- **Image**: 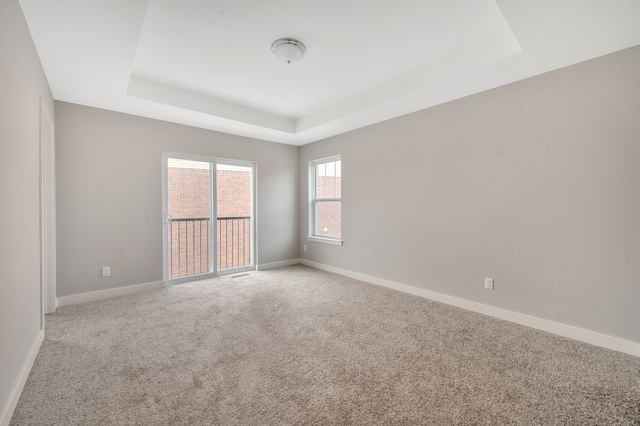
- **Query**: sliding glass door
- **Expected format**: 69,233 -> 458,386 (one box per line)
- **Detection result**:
216,162 -> 253,272
163,154 -> 255,284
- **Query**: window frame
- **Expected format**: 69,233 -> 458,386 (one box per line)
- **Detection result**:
308,155 -> 343,246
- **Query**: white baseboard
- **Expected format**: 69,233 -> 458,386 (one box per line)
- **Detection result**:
256,258 -> 302,271
56,280 -> 165,307
0,329 -> 44,426
299,259 -> 640,358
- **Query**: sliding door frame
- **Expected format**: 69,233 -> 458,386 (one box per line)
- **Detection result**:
162,152 -> 256,286
214,158 -> 257,276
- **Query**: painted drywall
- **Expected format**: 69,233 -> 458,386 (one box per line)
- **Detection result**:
0,0 -> 54,422
56,102 -> 299,297
300,46 -> 640,343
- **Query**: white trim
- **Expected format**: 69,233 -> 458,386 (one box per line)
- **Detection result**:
298,259 -> 640,358
309,155 -> 342,241
56,281 -> 165,307
309,154 -> 342,167
166,272 -> 218,286
256,258 -> 302,271
0,330 -> 44,426
216,265 -> 256,277
307,236 -> 343,246
39,97 -> 56,318
162,153 -> 169,283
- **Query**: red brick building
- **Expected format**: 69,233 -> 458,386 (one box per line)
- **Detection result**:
315,175 -> 341,238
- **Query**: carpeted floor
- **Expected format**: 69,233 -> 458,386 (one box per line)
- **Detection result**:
11,265 -> 640,425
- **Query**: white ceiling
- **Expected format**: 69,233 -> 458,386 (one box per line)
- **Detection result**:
19,0 -> 640,146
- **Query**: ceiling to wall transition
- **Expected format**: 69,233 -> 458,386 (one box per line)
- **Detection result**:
18,0 -> 640,146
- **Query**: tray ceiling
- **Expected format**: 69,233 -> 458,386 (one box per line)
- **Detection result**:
19,0 -> 640,145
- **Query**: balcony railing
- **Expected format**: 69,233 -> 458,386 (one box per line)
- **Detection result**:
168,216 -> 251,279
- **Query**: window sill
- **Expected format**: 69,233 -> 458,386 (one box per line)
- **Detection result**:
307,236 -> 343,246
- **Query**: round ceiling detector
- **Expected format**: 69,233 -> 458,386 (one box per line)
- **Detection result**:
271,38 -> 306,65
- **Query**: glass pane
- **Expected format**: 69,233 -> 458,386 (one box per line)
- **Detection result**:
167,158 -> 211,279
217,163 -> 253,271
316,160 -> 341,199
316,201 -> 341,238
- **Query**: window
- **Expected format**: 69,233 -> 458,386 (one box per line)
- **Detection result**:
309,156 -> 342,244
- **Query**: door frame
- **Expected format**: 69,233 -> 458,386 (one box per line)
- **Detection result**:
39,98 -> 56,324
162,152 -> 256,286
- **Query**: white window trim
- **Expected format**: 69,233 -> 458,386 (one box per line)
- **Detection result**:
307,235 -> 344,246
308,155 -> 343,246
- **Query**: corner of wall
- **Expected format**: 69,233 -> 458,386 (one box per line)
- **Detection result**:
0,330 -> 44,426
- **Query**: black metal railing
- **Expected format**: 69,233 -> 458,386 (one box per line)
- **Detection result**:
217,216 -> 251,271
168,216 -> 251,279
168,217 -> 210,279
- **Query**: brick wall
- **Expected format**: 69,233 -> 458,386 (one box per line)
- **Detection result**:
216,170 -> 251,217
168,168 -> 210,218
316,175 -> 342,238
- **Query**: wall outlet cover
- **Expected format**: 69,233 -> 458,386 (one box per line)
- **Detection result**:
485,277 -> 494,290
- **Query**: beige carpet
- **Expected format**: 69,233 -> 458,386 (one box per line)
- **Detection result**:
11,265 -> 640,425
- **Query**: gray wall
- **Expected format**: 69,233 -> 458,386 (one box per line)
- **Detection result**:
0,0 -> 54,420
300,46 -> 640,343
56,102 -> 299,297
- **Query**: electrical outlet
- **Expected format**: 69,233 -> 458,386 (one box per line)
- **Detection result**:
303,245 -> 307,252
101,266 -> 111,277
485,277 -> 494,290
